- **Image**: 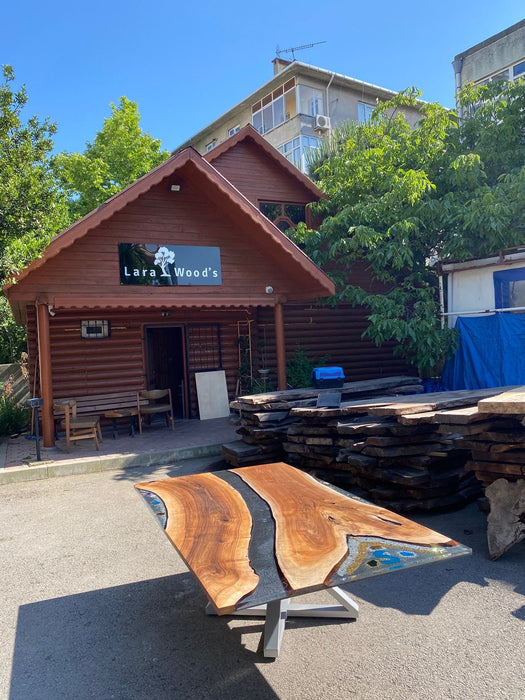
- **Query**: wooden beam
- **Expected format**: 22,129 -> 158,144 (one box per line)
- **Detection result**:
274,303 -> 287,391
36,302 -> 55,447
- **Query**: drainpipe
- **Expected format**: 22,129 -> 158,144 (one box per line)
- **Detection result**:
325,72 -> 335,119
274,302 -> 287,390
452,57 -> 463,121
438,272 -> 446,329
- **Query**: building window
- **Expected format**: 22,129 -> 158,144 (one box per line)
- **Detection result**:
298,86 -> 324,116
512,60 -> 525,79
205,140 -> 216,152
476,69 -> 510,87
259,202 -> 307,232
228,125 -> 240,137
493,268 -> 525,310
187,325 -> 222,371
252,78 -> 296,135
277,134 -> 322,172
358,102 -> 374,122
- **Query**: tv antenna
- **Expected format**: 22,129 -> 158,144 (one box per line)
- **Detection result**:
276,41 -> 327,61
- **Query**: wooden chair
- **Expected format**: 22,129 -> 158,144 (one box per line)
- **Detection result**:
136,389 -> 175,433
53,399 -> 102,453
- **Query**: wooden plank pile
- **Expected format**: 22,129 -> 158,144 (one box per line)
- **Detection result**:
448,388 -> 525,559
283,389 -> 508,512
225,380 -> 525,518
223,376 -> 422,468
456,388 -> 525,486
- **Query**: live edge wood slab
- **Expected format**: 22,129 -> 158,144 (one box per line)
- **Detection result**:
135,462 -> 471,616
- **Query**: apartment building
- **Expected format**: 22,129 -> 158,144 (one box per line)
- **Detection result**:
176,58 -> 421,172
452,18 -> 525,98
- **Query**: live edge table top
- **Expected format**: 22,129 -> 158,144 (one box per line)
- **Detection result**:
135,462 -> 471,616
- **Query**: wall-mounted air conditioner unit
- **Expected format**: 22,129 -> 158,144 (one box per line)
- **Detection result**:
314,114 -> 331,131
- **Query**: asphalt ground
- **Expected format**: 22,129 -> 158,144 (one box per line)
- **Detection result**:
1,458 -> 523,700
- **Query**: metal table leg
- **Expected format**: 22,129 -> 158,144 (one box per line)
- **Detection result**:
206,586 -> 359,657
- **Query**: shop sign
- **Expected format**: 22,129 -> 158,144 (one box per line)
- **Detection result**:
119,244 -> 222,286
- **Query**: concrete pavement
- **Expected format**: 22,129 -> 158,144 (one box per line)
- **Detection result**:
1,458 -> 523,700
0,416 -> 238,485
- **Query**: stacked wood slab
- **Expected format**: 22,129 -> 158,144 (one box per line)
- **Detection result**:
223,376 -> 422,468
284,389 -> 510,512
457,388 -> 525,559
453,388 -> 525,486
225,380 -> 525,513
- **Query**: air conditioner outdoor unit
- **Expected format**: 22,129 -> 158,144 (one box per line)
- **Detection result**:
315,114 -> 331,131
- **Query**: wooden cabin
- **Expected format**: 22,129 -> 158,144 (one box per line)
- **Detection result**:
4,126 -> 408,448
205,126 -> 411,384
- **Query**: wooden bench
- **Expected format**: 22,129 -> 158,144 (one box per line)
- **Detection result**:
54,391 -> 147,439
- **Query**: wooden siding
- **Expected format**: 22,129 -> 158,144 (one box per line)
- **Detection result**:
8,167 -> 322,305
26,298 -> 409,414
256,302 -> 412,382
208,140 -> 316,209
26,306 -> 255,418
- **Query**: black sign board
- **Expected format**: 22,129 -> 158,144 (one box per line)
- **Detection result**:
119,244 -> 222,286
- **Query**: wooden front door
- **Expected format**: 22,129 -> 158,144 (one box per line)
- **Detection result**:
145,326 -> 187,418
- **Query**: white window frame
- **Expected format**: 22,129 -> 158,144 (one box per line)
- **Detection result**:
277,134 -> 322,172
251,79 -> 296,135
358,102 -> 374,123
298,86 -> 324,117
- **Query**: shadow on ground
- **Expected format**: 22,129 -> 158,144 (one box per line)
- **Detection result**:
10,574 -> 279,700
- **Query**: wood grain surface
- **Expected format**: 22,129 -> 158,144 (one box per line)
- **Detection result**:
478,387 -> 525,414
136,462 -> 466,614
137,473 -> 259,614
231,462 -> 456,590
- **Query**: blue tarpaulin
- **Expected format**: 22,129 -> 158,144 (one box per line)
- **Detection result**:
441,312 -> 525,390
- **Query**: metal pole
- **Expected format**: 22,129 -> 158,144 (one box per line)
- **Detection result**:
33,410 -> 41,462
27,398 -> 43,462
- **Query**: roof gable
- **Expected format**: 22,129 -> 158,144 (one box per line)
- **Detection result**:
204,124 -> 324,202
4,145 -> 334,307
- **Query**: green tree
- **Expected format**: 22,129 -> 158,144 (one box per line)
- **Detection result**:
53,97 -> 170,219
295,82 -> 525,376
0,65 -> 70,281
0,65 -> 70,362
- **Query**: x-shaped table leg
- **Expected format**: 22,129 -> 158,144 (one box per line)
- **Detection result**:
206,586 -> 359,658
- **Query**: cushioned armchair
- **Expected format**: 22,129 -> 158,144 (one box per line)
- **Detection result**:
136,389 -> 175,432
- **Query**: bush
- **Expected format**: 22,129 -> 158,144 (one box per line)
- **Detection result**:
0,376 -> 29,436
286,346 -> 330,389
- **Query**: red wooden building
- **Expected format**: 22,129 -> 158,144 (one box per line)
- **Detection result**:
4,125 -> 408,448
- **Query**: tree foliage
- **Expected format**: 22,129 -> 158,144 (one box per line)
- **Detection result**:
0,65 -> 70,281
0,65 -> 71,362
295,82 -> 525,375
53,97 -> 170,219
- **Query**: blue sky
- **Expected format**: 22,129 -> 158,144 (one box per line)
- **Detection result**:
3,1 -> 524,154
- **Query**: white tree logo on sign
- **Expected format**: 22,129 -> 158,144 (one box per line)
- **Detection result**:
154,246 -> 175,277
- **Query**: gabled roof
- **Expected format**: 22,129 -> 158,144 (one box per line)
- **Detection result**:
203,124 -> 325,200
4,144 -> 334,302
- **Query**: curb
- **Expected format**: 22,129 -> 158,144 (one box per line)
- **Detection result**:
0,442 -> 225,485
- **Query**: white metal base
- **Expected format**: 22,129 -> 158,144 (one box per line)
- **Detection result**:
206,586 -> 359,658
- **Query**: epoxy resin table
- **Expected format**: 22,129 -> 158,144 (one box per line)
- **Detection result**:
135,462 -> 471,657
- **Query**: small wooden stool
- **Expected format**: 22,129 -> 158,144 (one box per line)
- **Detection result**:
104,409 -> 139,439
